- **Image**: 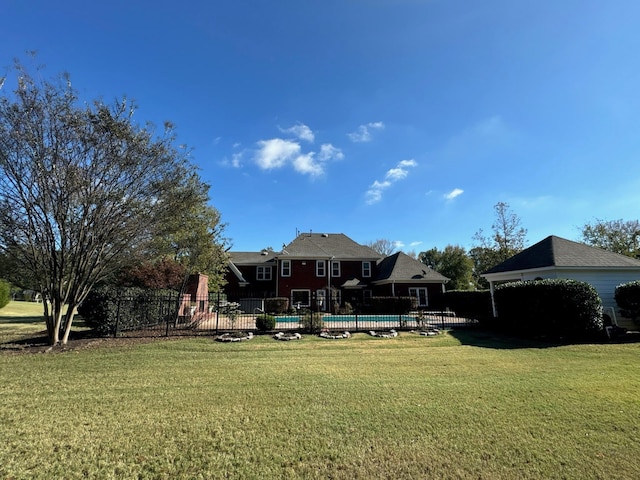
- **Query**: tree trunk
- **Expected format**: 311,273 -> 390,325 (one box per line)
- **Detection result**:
61,307 -> 77,345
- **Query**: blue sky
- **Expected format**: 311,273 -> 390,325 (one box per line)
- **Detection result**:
2,1 -> 640,254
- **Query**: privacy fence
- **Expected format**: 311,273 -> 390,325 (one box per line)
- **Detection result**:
79,290 -> 476,338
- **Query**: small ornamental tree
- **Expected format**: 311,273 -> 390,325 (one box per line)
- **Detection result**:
615,280 -> 640,324
0,61 -> 222,345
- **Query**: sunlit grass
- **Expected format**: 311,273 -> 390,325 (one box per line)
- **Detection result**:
0,300 -> 47,343
0,301 -> 87,344
2,330 -> 640,479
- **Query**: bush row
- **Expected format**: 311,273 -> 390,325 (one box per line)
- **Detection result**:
615,280 -> 640,323
79,286 -> 179,335
494,279 -> 603,339
369,296 -> 415,314
442,290 -> 493,323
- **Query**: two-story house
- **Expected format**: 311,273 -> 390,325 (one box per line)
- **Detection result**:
225,232 -> 449,312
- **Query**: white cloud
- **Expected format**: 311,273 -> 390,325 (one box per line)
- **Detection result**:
253,124 -> 344,177
254,138 -> 327,177
231,152 -> 243,168
347,121 -> 385,143
279,123 -> 315,143
292,152 -> 323,177
365,159 -> 417,204
398,159 -> 417,168
409,241 -> 423,247
444,188 -> 464,201
318,143 -> 344,162
255,138 -> 301,170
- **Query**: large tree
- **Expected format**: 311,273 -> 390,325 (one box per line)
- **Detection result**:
470,202 -> 527,287
146,173 -> 230,288
419,245 -> 474,290
0,62 -> 224,345
366,239 -> 398,256
579,219 -> 640,258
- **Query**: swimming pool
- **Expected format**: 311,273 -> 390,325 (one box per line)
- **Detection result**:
275,314 -> 416,323
276,316 -> 302,323
324,315 -> 416,323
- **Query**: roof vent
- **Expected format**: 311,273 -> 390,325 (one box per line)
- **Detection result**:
321,233 -> 329,237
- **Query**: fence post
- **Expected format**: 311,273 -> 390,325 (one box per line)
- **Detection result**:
215,292 -> 220,335
114,291 -> 122,338
165,293 -> 171,337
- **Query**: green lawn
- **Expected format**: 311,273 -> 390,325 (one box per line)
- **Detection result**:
0,300 -> 48,343
1,327 -> 640,479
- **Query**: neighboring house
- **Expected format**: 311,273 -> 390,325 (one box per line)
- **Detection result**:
482,235 -> 640,328
225,232 -> 449,312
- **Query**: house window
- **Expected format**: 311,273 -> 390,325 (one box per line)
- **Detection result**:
316,260 -> 326,277
257,266 -> 272,281
409,287 -> 428,307
362,261 -> 371,278
363,290 -> 372,306
281,260 -> 291,277
331,260 -> 341,277
291,289 -> 310,308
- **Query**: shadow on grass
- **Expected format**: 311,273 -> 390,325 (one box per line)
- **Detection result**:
449,325 -> 640,349
448,327 -> 565,350
0,315 -> 45,324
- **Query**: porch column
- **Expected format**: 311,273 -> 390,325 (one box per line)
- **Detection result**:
489,280 -> 497,317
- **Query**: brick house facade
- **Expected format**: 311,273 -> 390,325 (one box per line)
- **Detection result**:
225,233 -> 449,312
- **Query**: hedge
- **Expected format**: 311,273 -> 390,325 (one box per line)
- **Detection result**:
615,280 -> 640,323
79,286 -> 179,335
442,290 -> 493,323
265,297 -> 289,314
369,297 -> 415,314
494,279 -> 603,339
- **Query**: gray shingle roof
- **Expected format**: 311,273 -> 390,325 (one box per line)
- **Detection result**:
229,251 -> 277,265
281,233 -> 381,259
484,235 -> 640,274
374,252 -> 449,283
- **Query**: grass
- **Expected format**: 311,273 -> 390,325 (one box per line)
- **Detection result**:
0,301 -> 88,344
0,300 -> 48,343
2,324 -> 640,479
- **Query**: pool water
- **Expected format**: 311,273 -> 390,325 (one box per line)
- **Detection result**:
275,314 -> 416,323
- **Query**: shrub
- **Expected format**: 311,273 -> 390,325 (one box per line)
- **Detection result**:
0,279 -> 10,310
300,309 -> 324,333
615,280 -> 640,324
369,297 -> 414,314
255,314 -> 277,331
443,290 -> 493,323
494,279 -> 603,339
79,286 -> 179,335
265,297 -> 289,314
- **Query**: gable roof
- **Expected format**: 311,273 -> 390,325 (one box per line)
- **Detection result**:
374,252 -> 449,284
484,235 -> 640,275
281,233 -> 381,259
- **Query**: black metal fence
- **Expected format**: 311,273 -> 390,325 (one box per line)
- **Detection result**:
104,291 -> 476,338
